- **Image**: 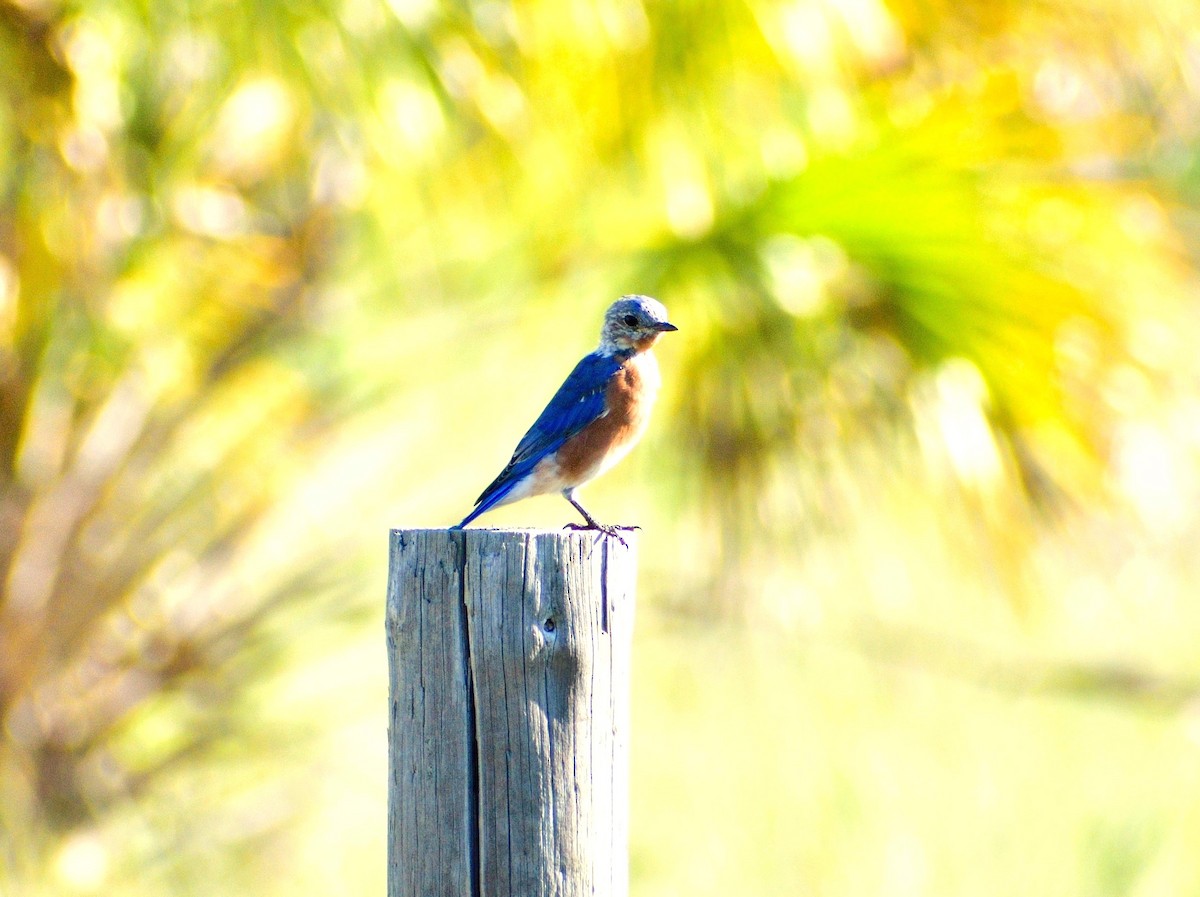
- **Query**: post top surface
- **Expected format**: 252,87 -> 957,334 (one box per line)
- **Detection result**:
389,527 -> 639,535
389,527 -> 639,547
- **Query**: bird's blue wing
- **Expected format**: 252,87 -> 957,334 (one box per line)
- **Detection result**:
460,352 -> 623,524
509,351 -> 624,468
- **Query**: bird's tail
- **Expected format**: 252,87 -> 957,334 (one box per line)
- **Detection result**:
453,477 -> 520,529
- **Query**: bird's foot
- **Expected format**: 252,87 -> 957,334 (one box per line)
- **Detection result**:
563,522 -> 635,548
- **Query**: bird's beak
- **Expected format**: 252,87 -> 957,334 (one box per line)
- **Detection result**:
655,321 -> 679,332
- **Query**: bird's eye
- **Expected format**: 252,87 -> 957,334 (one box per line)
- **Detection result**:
622,314 -> 639,327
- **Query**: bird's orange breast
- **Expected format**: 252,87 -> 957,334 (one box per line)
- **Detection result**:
555,351 -> 660,485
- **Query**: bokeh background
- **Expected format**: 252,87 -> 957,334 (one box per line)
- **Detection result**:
4,0 -> 1200,893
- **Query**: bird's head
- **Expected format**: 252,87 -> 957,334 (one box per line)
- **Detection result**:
600,295 -> 678,354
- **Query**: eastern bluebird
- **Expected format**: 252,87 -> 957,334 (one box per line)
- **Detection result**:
454,295 -> 677,539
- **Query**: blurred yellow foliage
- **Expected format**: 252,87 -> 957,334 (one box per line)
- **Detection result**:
3,0 -> 1200,894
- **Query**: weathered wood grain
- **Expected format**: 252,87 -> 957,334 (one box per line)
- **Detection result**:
387,528 -> 637,897
387,529 -> 475,897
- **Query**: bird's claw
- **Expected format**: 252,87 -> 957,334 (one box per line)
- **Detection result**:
563,522 -> 633,548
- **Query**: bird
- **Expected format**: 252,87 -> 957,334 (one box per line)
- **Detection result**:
454,295 -> 677,541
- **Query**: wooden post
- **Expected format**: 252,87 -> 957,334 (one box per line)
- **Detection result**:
386,528 -> 637,897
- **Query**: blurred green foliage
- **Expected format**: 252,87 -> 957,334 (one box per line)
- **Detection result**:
3,0 -> 1200,893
